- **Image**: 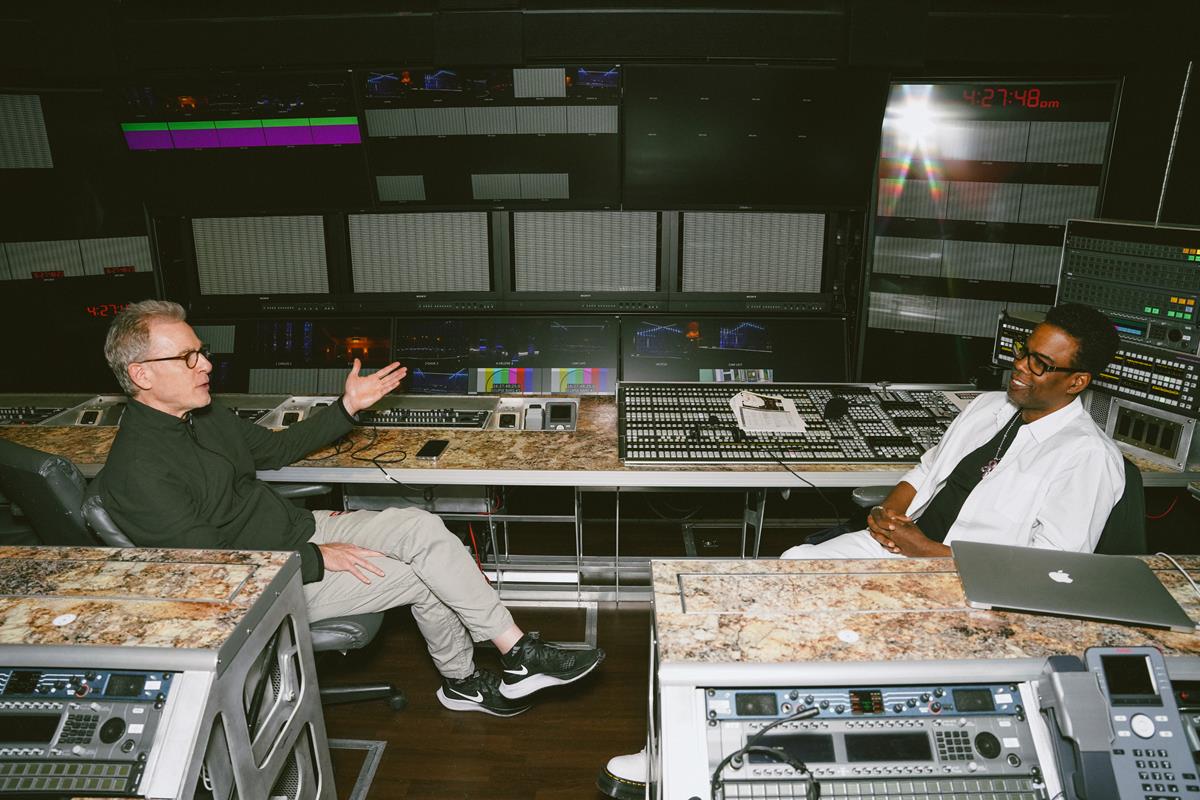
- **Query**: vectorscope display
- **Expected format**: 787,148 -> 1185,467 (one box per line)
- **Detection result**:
393,316 -> 620,395
621,317 -> 849,383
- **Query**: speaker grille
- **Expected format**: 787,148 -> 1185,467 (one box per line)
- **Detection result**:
349,213 -> 489,292
513,212 -> 657,292
193,216 -> 328,296
681,212 -> 823,293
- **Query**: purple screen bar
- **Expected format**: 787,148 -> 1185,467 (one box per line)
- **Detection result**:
121,117 -> 361,151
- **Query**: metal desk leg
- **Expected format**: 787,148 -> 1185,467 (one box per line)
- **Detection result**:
744,488 -> 769,559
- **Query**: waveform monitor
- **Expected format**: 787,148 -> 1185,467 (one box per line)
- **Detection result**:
1058,219 -> 1200,354
393,316 -> 619,395
621,316 -> 848,383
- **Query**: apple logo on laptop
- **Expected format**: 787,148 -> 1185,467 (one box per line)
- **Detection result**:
1048,570 -> 1073,584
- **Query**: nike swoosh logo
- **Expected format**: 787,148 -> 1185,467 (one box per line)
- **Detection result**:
453,690 -> 484,702
504,665 -> 529,676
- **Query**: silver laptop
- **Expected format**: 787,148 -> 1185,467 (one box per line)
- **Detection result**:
953,541 -> 1197,633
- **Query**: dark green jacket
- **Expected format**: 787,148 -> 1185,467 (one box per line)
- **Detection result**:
97,398 -> 354,583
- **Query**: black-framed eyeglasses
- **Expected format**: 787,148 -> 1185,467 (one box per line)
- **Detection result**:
138,345 -> 211,369
1012,339 -> 1078,377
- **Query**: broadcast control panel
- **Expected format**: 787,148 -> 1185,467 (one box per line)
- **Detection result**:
0,667 -> 176,796
618,382 -> 971,464
705,682 -> 1045,799
260,395 -> 579,431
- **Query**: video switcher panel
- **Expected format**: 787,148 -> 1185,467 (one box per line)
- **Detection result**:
1058,219 -> 1200,354
994,312 -> 1200,419
618,382 -> 970,465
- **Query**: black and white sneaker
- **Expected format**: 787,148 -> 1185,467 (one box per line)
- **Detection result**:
436,669 -> 532,717
499,632 -> 605,699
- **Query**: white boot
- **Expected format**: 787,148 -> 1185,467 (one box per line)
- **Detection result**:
596,748 -> 647,800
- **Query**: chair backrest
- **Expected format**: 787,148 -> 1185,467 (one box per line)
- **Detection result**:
81,492 -> 136,548
0,438 -> 94,546
1094,457 -> 1146,555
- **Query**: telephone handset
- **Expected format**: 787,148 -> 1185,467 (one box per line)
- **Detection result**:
1039,646 -> 1199,800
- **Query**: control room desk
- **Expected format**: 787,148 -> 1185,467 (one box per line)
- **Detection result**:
3,396 -> 1198,602
0,546 -> 333,799
2,397 -> 1197,488
649,556 -> 1200,799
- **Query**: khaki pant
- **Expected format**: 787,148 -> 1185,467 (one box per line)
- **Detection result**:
303,507 -> 513,680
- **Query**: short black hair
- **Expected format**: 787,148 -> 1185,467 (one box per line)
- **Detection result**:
1043,303 -> 1119,377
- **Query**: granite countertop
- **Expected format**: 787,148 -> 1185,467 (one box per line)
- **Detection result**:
652,557 -> 1200,665
2,397 -> 1195,479
0,546 -> 293,651
0,397 -> 906,475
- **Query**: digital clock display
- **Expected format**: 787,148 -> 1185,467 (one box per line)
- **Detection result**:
86,303 -> 128,318
960,86 -> 1060,109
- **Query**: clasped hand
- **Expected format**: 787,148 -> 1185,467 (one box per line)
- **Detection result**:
867,505 -> 945,557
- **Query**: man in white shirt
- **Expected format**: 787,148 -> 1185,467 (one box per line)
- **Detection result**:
780,302 -> 1124,559
596,303 -> 1124,799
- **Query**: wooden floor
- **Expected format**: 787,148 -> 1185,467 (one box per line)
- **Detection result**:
319,603 -> 650,800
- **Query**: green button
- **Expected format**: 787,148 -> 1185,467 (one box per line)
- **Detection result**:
1145,306 -> 1153,313
1187,313 -> 1193,320
1169,311 -> 1177,318
1153,307 -> 1161,314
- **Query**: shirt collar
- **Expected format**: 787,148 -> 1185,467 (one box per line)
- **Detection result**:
994,395 -> 1083,443
125,396 -> 202,431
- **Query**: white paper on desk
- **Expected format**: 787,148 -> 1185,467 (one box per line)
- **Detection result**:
729,390 -> 807,434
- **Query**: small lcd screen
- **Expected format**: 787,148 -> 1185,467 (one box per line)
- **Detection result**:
845,733 -> 933,762
105,674 -> 147,697
749,734 -> 835,764
0,715 -> 60,744
952,688 -> 995,713
548,403 -> 573,422
735,692 -> 778,717
3,670 -> 42,695
1102,655 -> 1158,698
850,689 -> 884,715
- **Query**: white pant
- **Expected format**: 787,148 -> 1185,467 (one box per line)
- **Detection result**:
303,507 -> 514,680
780,529 -> 905,560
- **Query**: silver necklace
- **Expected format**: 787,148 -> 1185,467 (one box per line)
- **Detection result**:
980,414 -> 1022,477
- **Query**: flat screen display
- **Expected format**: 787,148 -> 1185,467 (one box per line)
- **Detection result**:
749,734 -> 835,764
0,715 -> 60,743
844,733 -> 932,762
250,318 -> 392,369
393,316 -> 619,394
620,316 -> 848,383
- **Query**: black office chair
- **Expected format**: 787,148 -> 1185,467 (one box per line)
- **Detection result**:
842,457 -> 1147,555
0,437 -> 403,710
0,438 -> 96,545
1093,457 -> 1146,555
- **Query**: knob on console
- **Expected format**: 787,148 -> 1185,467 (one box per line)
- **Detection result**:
99,717 -> 126,744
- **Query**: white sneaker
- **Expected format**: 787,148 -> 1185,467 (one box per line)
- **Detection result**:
596,747 -> 647,800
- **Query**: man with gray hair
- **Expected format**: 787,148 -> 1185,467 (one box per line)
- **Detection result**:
97,300 -> 603,716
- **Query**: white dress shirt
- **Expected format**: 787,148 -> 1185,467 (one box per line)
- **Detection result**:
781,392 -> 1126,559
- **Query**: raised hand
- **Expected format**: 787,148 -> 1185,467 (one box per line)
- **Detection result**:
341,359 -> 407,416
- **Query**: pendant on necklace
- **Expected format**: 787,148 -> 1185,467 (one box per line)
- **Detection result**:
981,459 -> 999,477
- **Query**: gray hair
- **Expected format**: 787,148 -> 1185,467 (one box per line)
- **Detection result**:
104,300 -> 187,395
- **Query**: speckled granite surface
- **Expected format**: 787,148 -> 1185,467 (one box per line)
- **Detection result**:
0,546 -> 292,650
3,397 -> 1194,477
653,557 -> 1200,665
0,397 -> 903,474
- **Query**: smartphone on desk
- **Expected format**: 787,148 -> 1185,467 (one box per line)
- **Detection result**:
416,439 -> 450,462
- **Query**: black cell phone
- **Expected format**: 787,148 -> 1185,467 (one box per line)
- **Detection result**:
416,439 -> 450,461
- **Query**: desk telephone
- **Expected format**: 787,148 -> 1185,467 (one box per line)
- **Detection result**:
1040,646 -> 1199,800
